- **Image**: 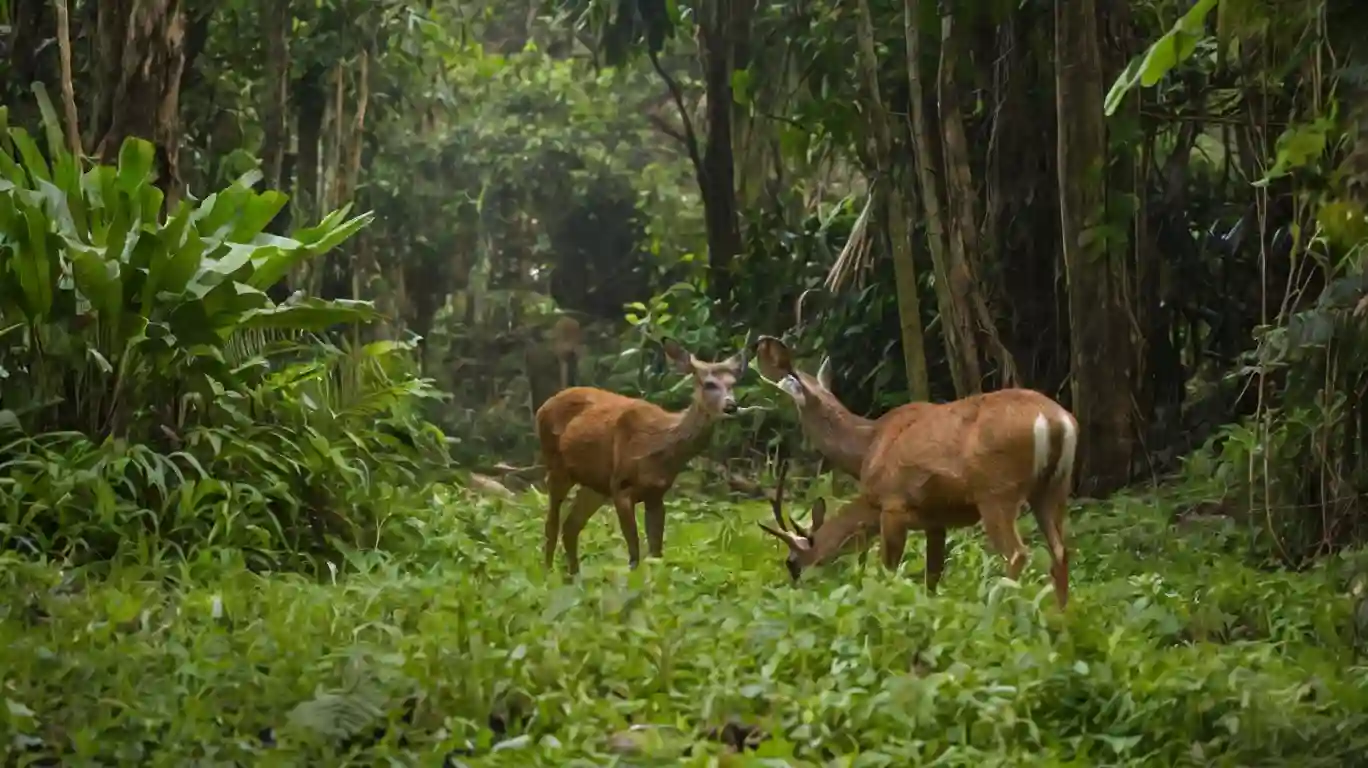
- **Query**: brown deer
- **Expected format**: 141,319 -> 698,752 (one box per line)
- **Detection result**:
538,335 -> 750,575
550,315 -> 583,390
754,336 -> 877,479
758,388 -> 1078,608
754,335 -> 883,565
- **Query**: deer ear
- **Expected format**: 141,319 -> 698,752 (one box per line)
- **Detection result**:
810,497 -> 826,531
754,336 -> 794,382
816,356 -> 834,391
661,338 -> 695,374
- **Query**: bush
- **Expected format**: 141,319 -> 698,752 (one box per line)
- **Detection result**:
2,492 -> 1366,764
0,94 -> 447,566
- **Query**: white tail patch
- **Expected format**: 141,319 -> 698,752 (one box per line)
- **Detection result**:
1052,412 -> 1078,486
1031,413 -> 1050,479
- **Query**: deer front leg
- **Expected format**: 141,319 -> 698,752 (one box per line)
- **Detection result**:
879,506 -> 911,574
612,492 -> 642,568
643,494 -> 666,559
924,526 -> 948,593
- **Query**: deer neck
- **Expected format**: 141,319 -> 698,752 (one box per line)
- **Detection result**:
649,399 -> 718,473
806,496 -> 882,566
800,399 -> 878,478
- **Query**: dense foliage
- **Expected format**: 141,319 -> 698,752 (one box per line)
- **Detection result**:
5,491 -> 1367,764
5,0 -> 1368,763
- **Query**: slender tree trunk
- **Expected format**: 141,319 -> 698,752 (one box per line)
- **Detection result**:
854,0 -> 931,400
93,0 -> 187,208
694,0 -> 750,313
1055,0 -> 1135,494
904,0 -> 979,396
5,0 -> 57,126
261,0 -> 291,192
936,8 -> 1018,389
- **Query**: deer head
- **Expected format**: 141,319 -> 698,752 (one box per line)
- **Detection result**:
662,332 -> 752,418
753,335 -> 874,478
754,336 -> 834,408
756,449 -> 881,581
756,460 -> 825,581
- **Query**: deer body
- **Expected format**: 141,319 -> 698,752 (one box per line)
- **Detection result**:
538,338 -> 748,575
761,387 -> 1078,608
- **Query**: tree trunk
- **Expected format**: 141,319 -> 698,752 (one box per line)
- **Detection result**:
936,8 -> 1018,390
855,0 -> 931,400
93,0 -> 187,209
260,0 -> 291,193
5,0 -> 57,127
694,0 -> 750,313
1054,0 -> 1135,494
903,0 -> 980,397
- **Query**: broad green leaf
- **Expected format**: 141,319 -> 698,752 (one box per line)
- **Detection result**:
1104,0 -> 1218,116
68,243 -> 123,320
31,82 -> 66,161
10,128 -> 51,183
241,299 -> 382,331
230,190 -> 289,242
116,137 -> 156,191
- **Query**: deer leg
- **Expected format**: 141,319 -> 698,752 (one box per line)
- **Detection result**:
1029,484 -> 1071,608
979,495 -> 1030,582
925,527 -> 948,593
612,493 -> 643,568
559,487 -> 606,577
643,494 -> 666,559
544,472 -> 574,571
878,506 -> 911,574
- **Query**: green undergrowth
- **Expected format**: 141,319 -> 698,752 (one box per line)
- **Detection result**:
3,489 -> 1368,766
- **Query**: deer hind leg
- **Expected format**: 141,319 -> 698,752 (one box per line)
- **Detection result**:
643,493 -> 666,559
544,471 -> 574,571
1029,483 -> 1070,608
925,527 -> 948,593
978,494 -> 1030,582
612,492 -> 643,568
878,506 -> 912,574
559,486 -> 606,577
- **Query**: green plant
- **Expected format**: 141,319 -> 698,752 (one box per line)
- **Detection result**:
0,89 -> 448,565
2,487 -> 1366,764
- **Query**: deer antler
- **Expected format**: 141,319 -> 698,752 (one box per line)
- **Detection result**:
766,442 -> 810,539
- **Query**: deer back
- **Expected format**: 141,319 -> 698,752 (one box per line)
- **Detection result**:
859,389 -> 1072,516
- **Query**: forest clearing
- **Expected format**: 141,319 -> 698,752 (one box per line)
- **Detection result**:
5,0 -> 1368,764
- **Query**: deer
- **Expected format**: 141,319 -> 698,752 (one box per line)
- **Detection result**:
537,334 -> 751,575
550,315 -> 583,390
753,334 -> 884,565
753,335 -> 877,479
758,388 -> 1079,608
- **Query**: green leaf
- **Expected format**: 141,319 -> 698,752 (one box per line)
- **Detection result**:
10,128 -> 51,183
116,137 -> 156,191
1104,0 -> 1218,116
240,299 -> 382,331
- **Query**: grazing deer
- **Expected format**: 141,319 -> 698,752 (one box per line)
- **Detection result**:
758,388 -> 1078,608
754,335 -> 883,565
538,335 -> 750,575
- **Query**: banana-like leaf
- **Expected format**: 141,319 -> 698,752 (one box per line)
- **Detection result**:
241,299 -> 382,331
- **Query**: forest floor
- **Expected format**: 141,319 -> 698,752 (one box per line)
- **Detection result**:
4,487 -> 1368,766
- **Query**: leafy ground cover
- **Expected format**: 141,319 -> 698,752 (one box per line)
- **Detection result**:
3,487 -> 1368,766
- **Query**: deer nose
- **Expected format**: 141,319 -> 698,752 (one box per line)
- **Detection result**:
722,400 -> 738,415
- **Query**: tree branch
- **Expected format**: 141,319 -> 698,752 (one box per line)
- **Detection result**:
53,0 -> 80,155
647,48 -> 705,178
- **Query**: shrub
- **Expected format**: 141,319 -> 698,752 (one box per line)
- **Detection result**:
0,93 -> 447,566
